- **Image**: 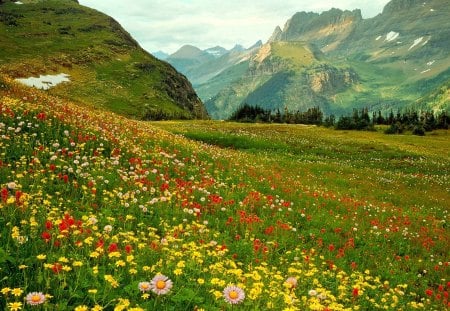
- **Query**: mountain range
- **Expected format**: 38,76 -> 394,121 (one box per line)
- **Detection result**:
0,0 -> 208,120
164,0 -> 450,119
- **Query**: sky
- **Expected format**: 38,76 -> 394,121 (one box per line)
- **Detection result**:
78,0 -> 391,55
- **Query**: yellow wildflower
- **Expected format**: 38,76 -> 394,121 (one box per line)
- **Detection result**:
11,288 -> 23,297
8,302 -> 22,311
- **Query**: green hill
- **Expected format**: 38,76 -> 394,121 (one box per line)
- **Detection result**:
0,0 -> 208,119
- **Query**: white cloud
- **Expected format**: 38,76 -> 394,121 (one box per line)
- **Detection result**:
79,0 -> 391,54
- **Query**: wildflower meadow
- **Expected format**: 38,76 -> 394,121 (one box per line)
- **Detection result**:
0,77 -> 449,310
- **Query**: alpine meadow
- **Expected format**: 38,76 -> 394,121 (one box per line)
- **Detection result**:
0,0 -> 449,311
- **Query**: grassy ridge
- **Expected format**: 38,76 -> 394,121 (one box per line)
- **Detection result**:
0,0 -> 206,119
0,80 -> 449,310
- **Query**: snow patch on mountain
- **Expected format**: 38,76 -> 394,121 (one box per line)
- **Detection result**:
16,73 -> 70,90
385,31 -> 400,42
376,35 -> 382,41
408,37 -> 423,50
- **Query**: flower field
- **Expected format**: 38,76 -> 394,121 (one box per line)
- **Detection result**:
0,78 -> 449,310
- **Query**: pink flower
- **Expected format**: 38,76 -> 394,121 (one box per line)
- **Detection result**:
150,274 -> 173,295
223,285 -> 245,304
26,292 -> 46,305
138,281 -> 151,292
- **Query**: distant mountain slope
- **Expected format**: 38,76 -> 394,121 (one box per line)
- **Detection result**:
166,42 -> 263,87
205,41 -> 358,119
0,0 -> 208,119
168,0 -> 449,119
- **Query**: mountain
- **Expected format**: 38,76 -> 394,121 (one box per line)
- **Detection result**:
152,50 -> 169,60
204,46 -> 228,57
170,0 -> 450,119
0,0 -> 208,119
166,42 -> 263,94
165,45 -> 215,75
204,41 -> 358,119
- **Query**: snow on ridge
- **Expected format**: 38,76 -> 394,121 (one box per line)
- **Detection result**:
408,37 -> 423,50
427,60 -> 435,66
375,35 -> 382,41
385,31 -> 399,42
15,1 -> 23,4
421,69 -> 431,74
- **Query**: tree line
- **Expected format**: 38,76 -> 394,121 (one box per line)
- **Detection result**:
228,103 -> 323,125
228,103 -> 449,135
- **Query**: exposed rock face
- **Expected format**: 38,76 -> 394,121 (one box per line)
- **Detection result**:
268,26 -> 282,43
309,65 -> 358,93
278,9 -> 362,52
162,64 -> 209,119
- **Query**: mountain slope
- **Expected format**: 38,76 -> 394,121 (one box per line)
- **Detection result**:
171,0 -> 449,119
0,0 -> 208,119
205,41 -> 357,119
166,42 -> 263,88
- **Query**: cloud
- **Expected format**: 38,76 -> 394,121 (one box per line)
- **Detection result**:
79,0 -> 391,54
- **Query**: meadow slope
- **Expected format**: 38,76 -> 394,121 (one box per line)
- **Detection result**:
0,78 -> 449,310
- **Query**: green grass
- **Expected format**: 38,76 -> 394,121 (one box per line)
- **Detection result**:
271,41 -> 317,67
0,0 -> 202,119
153,121 -> 450,209
0,82 -> 449,310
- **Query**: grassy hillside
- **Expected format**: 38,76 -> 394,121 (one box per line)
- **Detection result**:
1,79 -> 448,310
0,0 -> 207,119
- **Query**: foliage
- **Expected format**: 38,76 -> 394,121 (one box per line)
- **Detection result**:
0,79 -> 449,310
228,103 -> 323,125
383,110 -> 449,135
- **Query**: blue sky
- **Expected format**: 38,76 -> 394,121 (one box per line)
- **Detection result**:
79,0 -> 391,54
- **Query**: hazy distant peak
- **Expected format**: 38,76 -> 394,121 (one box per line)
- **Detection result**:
230,44 -> 245,52
152,50 -> 169,60
248,40 -> 263,50
204,46 -> 228,57
170,45 -> 204,58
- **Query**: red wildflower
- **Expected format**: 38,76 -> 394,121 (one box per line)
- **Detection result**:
352,288 -> 359,297
36,112 -> 46,120
1,188 -> 8,202
425,289 -> 433,296
41,231 -> 51,241
45,220 -> 53,230
108,243 -> 118,253
15,191 -> 23,205
125,244 -> 132,254
52,263 -> 62,274
264,226 -> 274,235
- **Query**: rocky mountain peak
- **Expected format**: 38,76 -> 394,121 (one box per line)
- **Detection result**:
268,26 -> 283,43
382,0 -> 424,15
248,40 -> 263,50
